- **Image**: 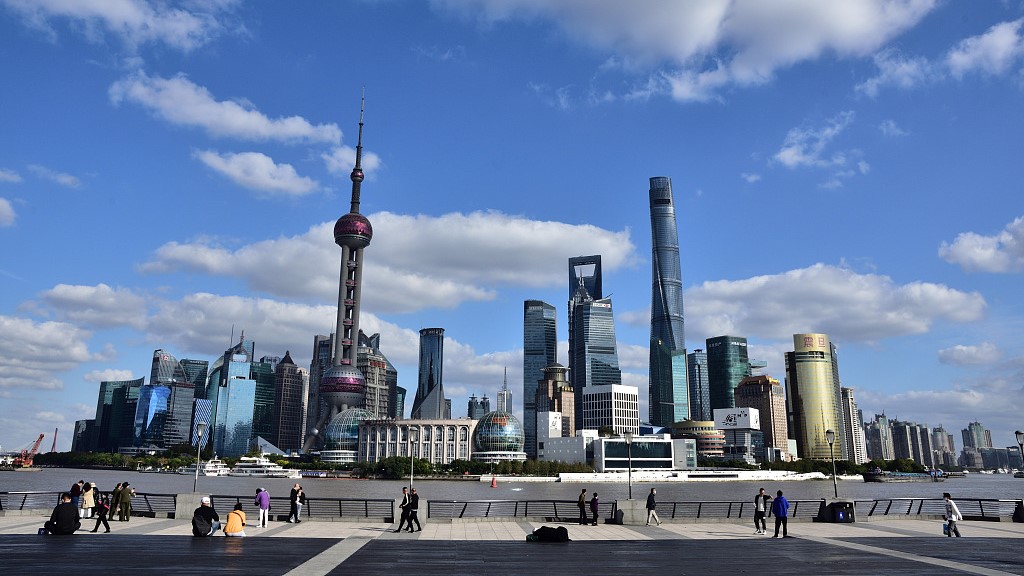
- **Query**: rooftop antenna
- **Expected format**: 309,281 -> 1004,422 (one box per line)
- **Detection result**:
349,88 -> 365,214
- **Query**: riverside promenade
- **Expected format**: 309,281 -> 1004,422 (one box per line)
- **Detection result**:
2,514 -> 1023,575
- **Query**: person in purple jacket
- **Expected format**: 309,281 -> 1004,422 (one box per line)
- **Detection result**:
254,488 -> 270,528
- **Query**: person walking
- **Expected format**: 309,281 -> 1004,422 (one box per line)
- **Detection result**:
224,503 -> 247,537
89,491 -> 111,533
754,487 -> 771,534
254,488 -> 270,528
646,488 -> 662,526
288,483 -> 301,523
943,492 -> 963,537
577,488 -> 589,525
293,485 -> 305,523
589,492 -> 600,526
81,482 -> 95,519
109,483 -> 122,521
117,482 -> 134,522
394,487 -> 411,532
406,488 -> 422,532
771,489 -> 790,538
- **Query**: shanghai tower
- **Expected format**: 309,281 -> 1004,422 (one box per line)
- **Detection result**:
303,96 -> 372,451
648,176 -> 689,427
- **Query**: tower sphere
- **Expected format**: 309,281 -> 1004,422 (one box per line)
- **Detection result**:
319,364 -> 366,410
334,212 -> 372,249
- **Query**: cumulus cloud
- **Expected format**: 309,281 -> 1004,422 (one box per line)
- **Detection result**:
774,111 -> 855,169
140,211 -> 637,313
0,315 -> 95,389
195,150 -> 318,195
938,342 -> 1001,366
685,263 -> 986,343
109,72 -> 341,144
321,146 -> 383,178
28,164 -> 81,188
1,0 -> 228,52
0,168 -> 22,182
939,215 -> 1024,273
856,48 -> 934,97
39,283 -> 147,329
0,198 -> 14,226
83,368 -> 136,383
435,1 -> 936,102
947,19 -> 1024,79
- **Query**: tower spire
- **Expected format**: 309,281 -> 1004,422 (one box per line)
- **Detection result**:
349,88 -> 365,214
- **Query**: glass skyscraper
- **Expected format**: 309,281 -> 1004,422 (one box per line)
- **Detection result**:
210,336 -> 258,457
95,377 -> 143,452
411,328 -> 446,419
133,350 -> 196,448
273,351 -> 307,452
706,336 -> 750,410
568,255 -> 621,426
523,299 -> 557,459
648,176 -> 688,427
686,349 -> 710,421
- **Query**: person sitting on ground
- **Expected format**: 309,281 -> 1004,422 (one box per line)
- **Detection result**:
44,492 -> 81,535
191,496 -> 221,537
224,503 -> 246,537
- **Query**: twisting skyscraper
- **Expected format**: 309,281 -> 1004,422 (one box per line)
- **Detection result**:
648,176 -> 689,427
304,97 -> 373,451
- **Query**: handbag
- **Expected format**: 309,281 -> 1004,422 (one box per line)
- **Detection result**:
942,522 -> 949,535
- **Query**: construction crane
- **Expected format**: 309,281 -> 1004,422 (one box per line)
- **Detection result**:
13,434 -> 45,467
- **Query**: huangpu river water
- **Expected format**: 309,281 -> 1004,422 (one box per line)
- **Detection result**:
3,468 -> 1023,503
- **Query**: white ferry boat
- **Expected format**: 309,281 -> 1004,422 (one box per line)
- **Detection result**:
228,455 -> 301,479
178,458 -> 232,477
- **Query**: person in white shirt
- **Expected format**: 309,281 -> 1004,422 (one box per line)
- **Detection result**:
943,492 -> 963,537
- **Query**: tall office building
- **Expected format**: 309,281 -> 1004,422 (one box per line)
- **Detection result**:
210,335 -> 257,457
467,395 -> 491,420
535,364 -> 575,438
648,176 -> 689,427
304,98 -> 373,451
133,349 -> 195,448
581,384 -> 639,435
568,255 -> 602,393
95,377 -> 144,452
273,351 -> 308,452
307,334 -> 333,439
864,413 -> 895,461
706,336 -> 750,410
784,333 -> 844,460
251,358 -> 277,444
411,328 -> 447,419
497,369 -> 512,413
687,349 -> 710,421
181,358 -> 209,400
358,331 -> 398,419
734,375 -> 788,457
841,387 -> 869,464
568,255 -> 621,426
523,300 -> 556,459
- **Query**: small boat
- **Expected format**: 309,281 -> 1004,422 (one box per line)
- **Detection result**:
228,455 -> 301,478
862,470 -> 945,483
944,471 -> 967,479
178,458 -> 232,477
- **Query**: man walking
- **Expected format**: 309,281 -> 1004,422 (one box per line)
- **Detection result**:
771,489 -> 790,538
577,488 -> 588,525
394,487 -> 411,532
646,488 -> 662,526
944,492 -> 963,537
406,488 -> 422,532
754,487 -> 771,534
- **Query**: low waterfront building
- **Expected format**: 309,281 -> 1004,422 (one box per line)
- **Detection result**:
359,418 -> 475,466
591,434 -> 696,472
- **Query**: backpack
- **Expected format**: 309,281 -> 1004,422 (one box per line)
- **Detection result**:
192,513 -> 213,537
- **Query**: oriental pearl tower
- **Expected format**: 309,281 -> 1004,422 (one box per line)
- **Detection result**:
303,95 -> 373,452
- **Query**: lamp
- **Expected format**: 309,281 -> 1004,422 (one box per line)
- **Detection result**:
409,426 -> 420,489
825,429 -> 837,498
193,422 -> 207,493
625,431 -> 634,500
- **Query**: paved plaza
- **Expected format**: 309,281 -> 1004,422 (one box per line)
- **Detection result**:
1,514 -> 1022,575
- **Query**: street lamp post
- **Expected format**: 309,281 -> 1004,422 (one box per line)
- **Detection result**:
825,429 -> 838,498
409,426 -> 419,489
1015,430 -> 1024,471
625,431 -> 633,500
193,422 -> 207,493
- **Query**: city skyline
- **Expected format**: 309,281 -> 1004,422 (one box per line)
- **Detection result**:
2,2 -> 1024,451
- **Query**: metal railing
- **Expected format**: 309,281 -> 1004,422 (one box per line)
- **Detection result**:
427,499 -> 617,520
855,498 -> 1021,520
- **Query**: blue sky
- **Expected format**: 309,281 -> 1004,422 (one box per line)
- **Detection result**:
2,1 -> 1023,452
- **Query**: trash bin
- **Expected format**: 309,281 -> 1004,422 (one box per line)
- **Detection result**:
831,500 -> 855,523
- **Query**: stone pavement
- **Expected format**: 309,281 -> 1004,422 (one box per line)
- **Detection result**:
1,514 -> 1022,575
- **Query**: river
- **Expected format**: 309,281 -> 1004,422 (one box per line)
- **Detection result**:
4,469 -> 1023,503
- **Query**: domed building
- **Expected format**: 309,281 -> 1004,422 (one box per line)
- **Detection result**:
471,410 -> 527,463
320,407 -> 375,464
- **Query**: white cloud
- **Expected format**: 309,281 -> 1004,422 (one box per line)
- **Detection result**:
740,173 -> 761,183
436,1 -> 937,102
321,146 -> 383,178
878,119 -> 908,137
856,48 -> 934,97
938,342 -> 1001,366
0,168 -> 22,182
109,72 -> 341,144
0,198 -> 14,226
28,164 -> 80,188
774,111 -> 855,169
140,211 -> 637,314
83,368 -> 136,383
685,263 -> 986,343
939,215 -> 1024,273
195,150 -> 318,196
858,161 -> 870,174
39,283 -> 147,329
947,19 -> 1024,79
0,315 -> 95,390
1,0 -> 228,52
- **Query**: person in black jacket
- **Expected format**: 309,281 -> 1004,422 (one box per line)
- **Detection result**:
191,496 -> 221,537
646,488 -> 662,526
753,487 -> 771,535
394,487 -> 411,532
89,491 -> 111,533
44,493 -> 81,535
406,488 -> 421,532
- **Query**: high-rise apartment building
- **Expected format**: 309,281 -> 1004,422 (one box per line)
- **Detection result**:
962,421 -> 993,449
734,375 -> 788,457
864,413 -> 895,461
411,328 -> 447,419
687,349 -> 710,421
581,384 -> 639,435
648,176 -> 688,427
706,336 -> 750,411
523,300 -> 557,459
784,333 -> 844,460
273,351 -> 308,452
841,387 -> 869,464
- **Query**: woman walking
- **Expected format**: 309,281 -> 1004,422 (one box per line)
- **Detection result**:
90,491 -> 111,533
